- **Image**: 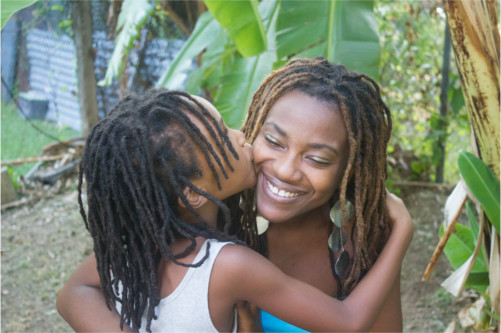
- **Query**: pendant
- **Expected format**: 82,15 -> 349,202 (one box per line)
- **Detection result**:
334,249 -> 350,277
256,215 -> 269,235
328,230 -> 348,252
329,200 -> 354,228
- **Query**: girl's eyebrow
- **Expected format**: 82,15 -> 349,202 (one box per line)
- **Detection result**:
264,121 -> 337,155
218,116 -> 228,134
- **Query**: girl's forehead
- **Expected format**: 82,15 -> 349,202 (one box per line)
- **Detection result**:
191,95 -> 221,121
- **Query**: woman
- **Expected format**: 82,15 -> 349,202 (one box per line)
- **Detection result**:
233,57 -> 404,331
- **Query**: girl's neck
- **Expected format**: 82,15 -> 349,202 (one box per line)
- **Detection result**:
179,201 -> 219,229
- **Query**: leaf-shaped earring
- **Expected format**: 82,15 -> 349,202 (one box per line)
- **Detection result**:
328,199 -> 354,277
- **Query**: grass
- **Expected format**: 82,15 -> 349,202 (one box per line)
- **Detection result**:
1,101 -> 81,178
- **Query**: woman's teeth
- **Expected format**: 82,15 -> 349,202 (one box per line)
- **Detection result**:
266,180 -> 300,198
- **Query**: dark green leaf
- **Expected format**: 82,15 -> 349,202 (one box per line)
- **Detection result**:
440,224 -> 487,272
204,0 -> 266,57
458,150 -> 500,234
1,0 -> 38,29
450,87 -> 465,115
156,11 -> 221,89
211,0 -> 279,129
98,0 -> 153,86
466,200 -> 479,244
276,0 -> 380,78
464,271 -> 489,292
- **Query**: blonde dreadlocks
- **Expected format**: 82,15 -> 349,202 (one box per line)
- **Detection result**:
230,57 -> 392,297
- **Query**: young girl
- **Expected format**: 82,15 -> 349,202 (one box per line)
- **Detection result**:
57,88 -> 412,332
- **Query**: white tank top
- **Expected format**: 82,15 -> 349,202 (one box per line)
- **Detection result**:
138,239 -> 236,332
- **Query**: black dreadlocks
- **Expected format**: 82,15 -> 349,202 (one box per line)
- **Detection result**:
78,89 -> 242,332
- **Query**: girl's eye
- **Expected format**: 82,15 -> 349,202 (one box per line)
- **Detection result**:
264,135 -> 282,148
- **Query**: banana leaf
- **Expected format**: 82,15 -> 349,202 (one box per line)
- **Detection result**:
156,11 -> 221,89
276,0 -> 380,79
98,0 -> 153,86
458,150 -> 500,234
212,0 -> 279,129
204,0 -> 266,57
1,0 -> 37,29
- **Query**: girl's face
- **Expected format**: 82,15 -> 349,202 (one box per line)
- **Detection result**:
253,90 -> 349,223
192,97 -> 256,199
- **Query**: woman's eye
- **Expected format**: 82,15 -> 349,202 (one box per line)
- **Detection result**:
264,135 -> 282,148
308,157 -> 331,166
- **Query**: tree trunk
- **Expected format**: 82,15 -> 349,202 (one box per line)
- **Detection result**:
435,25 -> 451,183
444,0 -> 500,317
71,1 -> 99,137
444,0 -> 500,178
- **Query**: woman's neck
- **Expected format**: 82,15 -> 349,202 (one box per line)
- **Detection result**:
268,204 -> 331,233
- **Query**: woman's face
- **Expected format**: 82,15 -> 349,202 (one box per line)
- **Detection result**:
253,90 -> 349,223
191,96 -> 256,199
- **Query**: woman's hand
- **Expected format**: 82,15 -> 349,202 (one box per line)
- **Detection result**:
236,301 -> 262,332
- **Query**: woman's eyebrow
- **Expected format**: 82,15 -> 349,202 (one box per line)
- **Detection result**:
264,121 -> 337,155
308,143 -> 337,155
263,121 -> 286,137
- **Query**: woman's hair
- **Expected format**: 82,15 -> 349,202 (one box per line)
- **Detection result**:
78,89 -> 242,332
232,57 -> 392,297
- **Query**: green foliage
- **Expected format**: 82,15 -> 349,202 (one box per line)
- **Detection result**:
104,0 -> 380,129
196,0 -> 279,127
205,0 -> 266,57
157,11 -> 221,89
440,222 -> 489,293
1,0 -> 37,29
376,0 -> 470,183
98,0 -> 154,86
175,0 -> 380,128
1,102 -> 80,176
277,1 -> 380,79
439,151 -> 499,308
458,150 -> 500,234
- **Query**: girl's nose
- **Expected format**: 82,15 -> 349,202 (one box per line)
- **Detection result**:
233,129 -> 246,147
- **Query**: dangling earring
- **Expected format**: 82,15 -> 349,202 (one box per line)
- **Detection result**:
256,214 -> 269,235
240,195 -> 269,235
328,199 -> 354,277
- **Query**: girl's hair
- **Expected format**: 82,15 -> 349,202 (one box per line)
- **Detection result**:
78,89 -> 242,332
232,57 -> 392,297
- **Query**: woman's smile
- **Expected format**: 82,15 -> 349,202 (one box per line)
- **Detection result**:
252,90 -> 349,223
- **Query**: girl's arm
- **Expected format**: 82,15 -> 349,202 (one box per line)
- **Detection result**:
56,254 -> 132,332
217,192 -> 413,332
366,191 -> 411,331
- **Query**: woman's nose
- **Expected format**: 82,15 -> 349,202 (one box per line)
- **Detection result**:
275,153 -> 301,183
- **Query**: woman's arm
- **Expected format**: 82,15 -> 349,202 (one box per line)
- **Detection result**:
218,192 -> 413,332
56,254 -> 131,332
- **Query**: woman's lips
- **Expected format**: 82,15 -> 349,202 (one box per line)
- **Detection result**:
260,174 -> 305,202
266,180 -> 301,198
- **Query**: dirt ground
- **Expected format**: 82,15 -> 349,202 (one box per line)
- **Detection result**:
1,183 -> 474,332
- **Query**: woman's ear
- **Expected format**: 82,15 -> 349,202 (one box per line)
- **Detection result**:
178,186 -> 208,209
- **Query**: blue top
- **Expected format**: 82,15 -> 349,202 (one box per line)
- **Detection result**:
261,310 -> 309,332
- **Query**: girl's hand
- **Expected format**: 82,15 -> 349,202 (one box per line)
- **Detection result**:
386,189 -> 414,243
236,301 -> 262,332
